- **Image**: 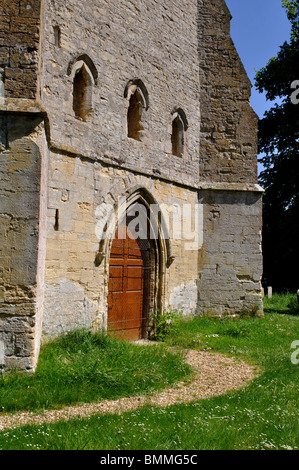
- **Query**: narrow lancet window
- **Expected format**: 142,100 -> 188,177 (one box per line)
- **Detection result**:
73,65 -> 93,121
171,115 -> 184,157
127,89 -> 144,141
171,109 -> 188,157
125,79 -> 149,141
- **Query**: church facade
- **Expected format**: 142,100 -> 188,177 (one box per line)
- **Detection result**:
0,0 -> 263,371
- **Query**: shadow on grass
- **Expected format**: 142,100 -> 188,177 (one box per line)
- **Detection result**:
286,298 -> 299,315
264,297 -> 299,316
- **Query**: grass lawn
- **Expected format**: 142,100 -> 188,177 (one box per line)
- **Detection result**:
0,293 -> 298,450
0,330 -> 191,413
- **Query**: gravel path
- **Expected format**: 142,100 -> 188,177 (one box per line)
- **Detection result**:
0,349 -> 257,431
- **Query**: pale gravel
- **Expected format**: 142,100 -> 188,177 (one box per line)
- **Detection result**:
0,349 -> 258,431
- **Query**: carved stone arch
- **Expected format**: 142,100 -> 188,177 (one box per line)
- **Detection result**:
96,187 -> 174,337
67,54 -> 98,121
171,107 -> 188,157
124,186 -> 174,266
96,187 -> 174,268
171,107 -> 189,131
124,79 -> 150,141
124,79 -> 149,110
67,54 -> 98,85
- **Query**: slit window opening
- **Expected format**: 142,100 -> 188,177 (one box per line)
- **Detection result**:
171,115 -> 184,157
54,26 -> 61,48
73,65 -> 93,121
127,89 -> 145,141
54,209 -> 59,231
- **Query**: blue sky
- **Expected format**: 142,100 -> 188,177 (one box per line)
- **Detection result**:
226,0 -> 291,119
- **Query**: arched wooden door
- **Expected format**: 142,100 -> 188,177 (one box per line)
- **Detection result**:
108,219 -> 150,340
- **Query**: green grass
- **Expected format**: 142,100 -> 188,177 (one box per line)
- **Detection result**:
0,329 -> 191,413
0,294 -> 298,450
263,291 -> 299,316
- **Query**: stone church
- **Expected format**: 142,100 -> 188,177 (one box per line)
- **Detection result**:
0,0 -> 263,371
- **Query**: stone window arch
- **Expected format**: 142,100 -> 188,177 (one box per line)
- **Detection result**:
67,55 -> 98,122
171,108 -> 188,157
124,79 -> 149,141
72,64 -> 93,120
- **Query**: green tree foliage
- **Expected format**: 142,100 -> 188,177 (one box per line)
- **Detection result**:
255,0 -> 299,291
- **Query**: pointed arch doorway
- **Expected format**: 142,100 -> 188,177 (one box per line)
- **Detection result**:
106,190 -> 173,341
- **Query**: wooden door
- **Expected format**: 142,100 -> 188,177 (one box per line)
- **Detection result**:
108,221 -> 150,340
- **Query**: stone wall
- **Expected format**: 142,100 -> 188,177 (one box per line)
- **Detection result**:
0,0 -> 41,99
38,0 -> 263,336
38,0 -> 203,337
0,114 -> 47,370
198,189 -> 263,315
43,151 -> 200,338
40,0 -> 201,188
0,0 -> 44,371
197,0 -> 259,184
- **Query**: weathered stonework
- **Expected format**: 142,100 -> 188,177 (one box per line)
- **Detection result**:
0,0 -> 263,371
0,113 -> 48,370
0,0 -> 42,100
198,190 -> 263,315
